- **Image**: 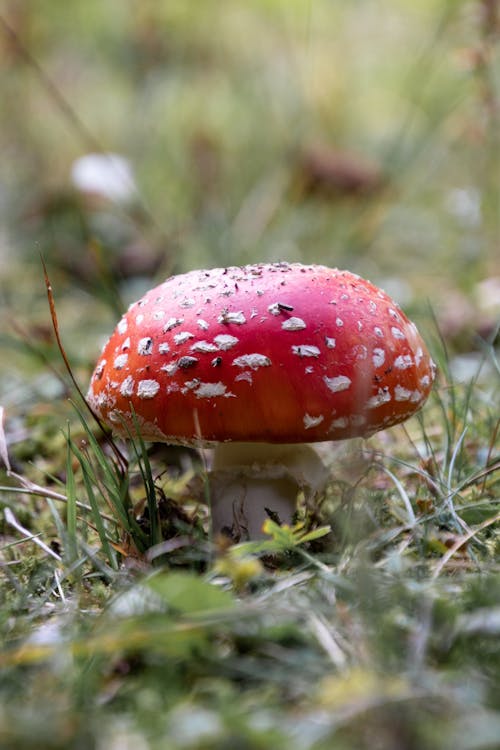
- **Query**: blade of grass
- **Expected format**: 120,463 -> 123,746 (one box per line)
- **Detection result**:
0,482 -> 114,522
0,405 -> 11,472
70,405 -> 136,537
46,498 -> 67,551
124,411 -> 161,549
432,511 -> 500,579
447,427 -> 468,493
41,258 -> 128,471
68,426 -> 150,557
68,414 -> 132,534
376,463 -> 416,527
71,401 -> 123,495
4,507 -> 61,561
69,440 -> 118,570
65,425 -> 78,563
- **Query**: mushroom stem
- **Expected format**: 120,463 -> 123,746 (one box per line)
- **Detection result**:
208,442 -> 329,540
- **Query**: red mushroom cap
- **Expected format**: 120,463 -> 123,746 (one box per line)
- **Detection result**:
87,263 -> 436,444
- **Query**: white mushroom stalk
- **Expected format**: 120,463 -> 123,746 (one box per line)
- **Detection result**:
208,442 -> 329,539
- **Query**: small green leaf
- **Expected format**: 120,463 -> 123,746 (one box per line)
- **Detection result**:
236,521 -> 331,556
294,525 -> 331,544
145,571 -> 235,614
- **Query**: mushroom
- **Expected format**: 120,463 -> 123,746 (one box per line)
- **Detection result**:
87,263 -> 436,539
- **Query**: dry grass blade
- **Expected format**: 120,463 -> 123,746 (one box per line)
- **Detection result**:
432,511 -> 500,579
308,613 -> 348,669
461,458 -> 500,491
0,406 -> 11,472
41,257 -> 128,471
41,257 -> 87,403
4,507 -> 61,561
377,463 -> 416,526
0,473 -> 115,523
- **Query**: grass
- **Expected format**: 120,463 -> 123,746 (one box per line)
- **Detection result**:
0,316 -> 498,750
0,1 -> 499,748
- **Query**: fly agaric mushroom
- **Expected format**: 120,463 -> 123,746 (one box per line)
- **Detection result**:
87,263 -> 435,539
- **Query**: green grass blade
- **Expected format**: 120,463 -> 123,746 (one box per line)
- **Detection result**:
70,440 -> 118,570
72,401 -> 123,494
65,424 -> 78,564
125,411 -> 162,549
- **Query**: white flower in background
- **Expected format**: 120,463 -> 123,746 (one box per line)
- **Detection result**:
445,187 -> 481,227
71,152 -> 136,203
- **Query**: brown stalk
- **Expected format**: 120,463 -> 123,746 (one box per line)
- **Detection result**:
41,256 -> 128,471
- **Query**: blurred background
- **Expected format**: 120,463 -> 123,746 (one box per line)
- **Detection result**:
0,0 -> 499,405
